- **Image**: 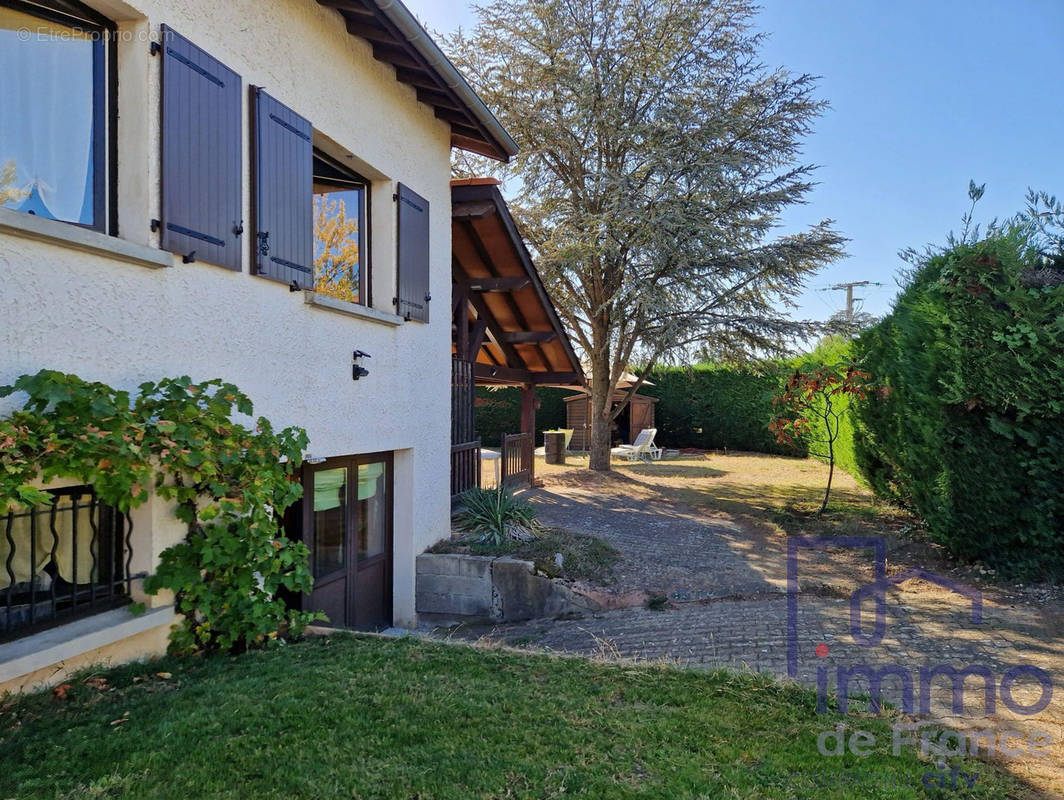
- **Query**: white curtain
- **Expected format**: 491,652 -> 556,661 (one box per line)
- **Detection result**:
0,7 -> 95,224
0,498 -> 95,590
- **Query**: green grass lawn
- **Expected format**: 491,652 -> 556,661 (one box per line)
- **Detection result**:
0,635 -> 1034,799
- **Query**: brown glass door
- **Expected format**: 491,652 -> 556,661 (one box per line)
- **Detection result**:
303,453 -> 393,630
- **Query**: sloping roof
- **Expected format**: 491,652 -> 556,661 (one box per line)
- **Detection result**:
452,179 -> 584,387
317,0 -> 517,162
564,368 -> 656,397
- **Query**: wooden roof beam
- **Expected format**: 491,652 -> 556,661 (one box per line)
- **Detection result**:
456,185 -> 583,379
357,9 -> 500,152
454,256 -> 525,369
452,199 -> 498,220
466,319 -> 488,361
452,281 -> 467,317
416,87 -> 463,111
502,331 -> 557,344
460,276 -> 530,292
460,218 -> 554,370
317,0 -> 516,163
320,0 -> 375,13
394,66 -> 448,90
443,117 -> 488,142
372,44 -> 422,70
435,106 -> 477,126
345,18 -> 397,42
473,364 -> 581,385
450,133 -> 507,160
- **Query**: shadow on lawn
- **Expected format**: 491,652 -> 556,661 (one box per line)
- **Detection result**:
622,464 -> 728,480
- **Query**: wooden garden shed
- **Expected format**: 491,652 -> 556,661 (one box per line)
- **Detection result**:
564,392 -> 657,451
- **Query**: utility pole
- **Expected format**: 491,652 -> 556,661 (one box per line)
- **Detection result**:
821,280 -> 880,323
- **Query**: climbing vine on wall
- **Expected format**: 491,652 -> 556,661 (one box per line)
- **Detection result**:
0,370 -> 318,654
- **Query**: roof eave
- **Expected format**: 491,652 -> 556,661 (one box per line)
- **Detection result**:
320,0 -> 518,162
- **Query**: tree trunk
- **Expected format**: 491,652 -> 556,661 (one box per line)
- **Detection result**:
818,434 -> 835,516
588,348 -> 612,471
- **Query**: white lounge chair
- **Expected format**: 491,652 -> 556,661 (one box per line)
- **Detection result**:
611,428 -> 661,462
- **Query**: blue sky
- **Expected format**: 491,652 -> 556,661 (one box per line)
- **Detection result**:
406,0 -> 1064,323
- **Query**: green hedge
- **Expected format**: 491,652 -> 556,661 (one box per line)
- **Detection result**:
473,368 -> 802,456
473,387 -> 569,447
470,352 -> 858,464
853,230 -> 1064,577
643,364 -> 803,455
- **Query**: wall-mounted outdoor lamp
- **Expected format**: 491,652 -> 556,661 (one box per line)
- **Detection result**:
305,455 -> 327,465
353,350 -> 371,380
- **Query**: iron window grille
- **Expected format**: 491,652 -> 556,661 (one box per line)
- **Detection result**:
1,485 -> 134,642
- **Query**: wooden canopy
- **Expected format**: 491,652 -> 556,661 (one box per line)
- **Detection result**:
452,179 -> 584,388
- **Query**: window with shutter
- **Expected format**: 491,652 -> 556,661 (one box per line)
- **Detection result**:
395,183 -> 430,323
313,151 -> 369,304
159,25 -> 242,270
251,87 -> 313,287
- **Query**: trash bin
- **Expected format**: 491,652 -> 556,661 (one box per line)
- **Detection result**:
543,431 -> 566,465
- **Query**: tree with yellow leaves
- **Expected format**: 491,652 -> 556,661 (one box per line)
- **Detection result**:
0,160 -> 27,207
313,194 -> 361,303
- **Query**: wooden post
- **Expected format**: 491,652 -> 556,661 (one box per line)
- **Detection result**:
455,284 -> 469,360
520,383 -> 536,484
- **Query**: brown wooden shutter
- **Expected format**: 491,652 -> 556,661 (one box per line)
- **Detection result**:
159,25 -> 242,271
395,183 -> 431,323
251,88 -> 313,287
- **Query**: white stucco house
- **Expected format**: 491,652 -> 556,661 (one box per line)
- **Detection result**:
0,0 -> 516,691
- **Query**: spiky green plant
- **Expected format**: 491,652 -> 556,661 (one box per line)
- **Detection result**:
454,487 -> 540,546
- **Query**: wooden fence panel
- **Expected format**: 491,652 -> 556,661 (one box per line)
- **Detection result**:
451,440 -> 482,498
451,358 -> 476,445
501,432 -> 533,489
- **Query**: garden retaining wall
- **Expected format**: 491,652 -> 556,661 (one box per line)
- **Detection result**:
415,553 -> 599,625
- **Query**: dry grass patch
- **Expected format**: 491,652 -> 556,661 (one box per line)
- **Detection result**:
539,451 -> 911,540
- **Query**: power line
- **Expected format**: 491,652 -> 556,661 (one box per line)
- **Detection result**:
818,281 -> 883,322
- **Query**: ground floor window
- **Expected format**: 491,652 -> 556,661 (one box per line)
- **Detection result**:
0,486 -> 130,641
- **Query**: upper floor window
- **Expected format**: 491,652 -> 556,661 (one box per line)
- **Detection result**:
250,89 -> 427,321
313,151 -> 369,305
0,0 -> 112,232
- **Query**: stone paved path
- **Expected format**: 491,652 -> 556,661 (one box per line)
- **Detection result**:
527,483 -> 785,601
439,480 -> 1064,795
